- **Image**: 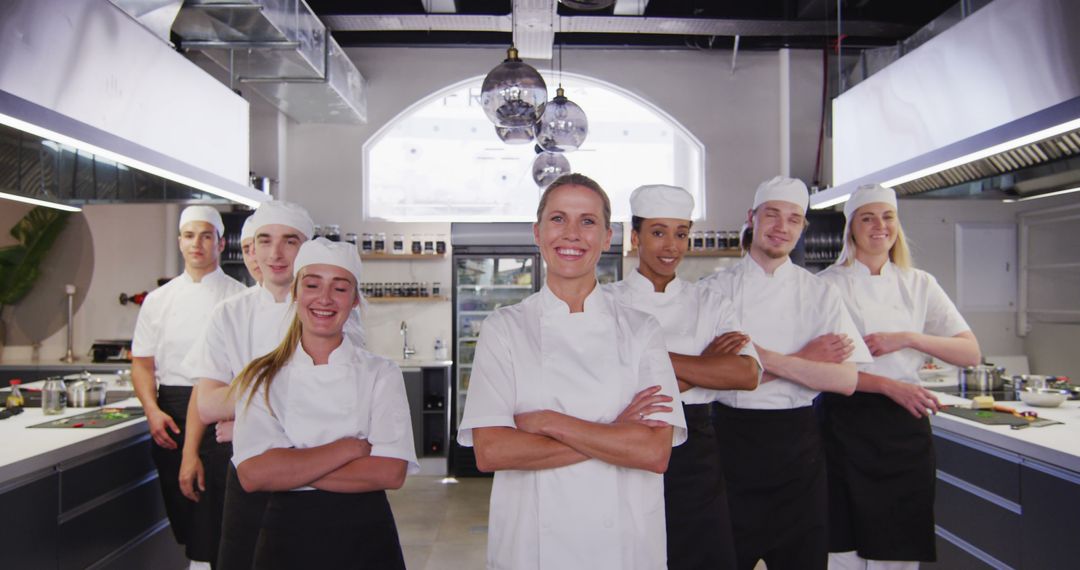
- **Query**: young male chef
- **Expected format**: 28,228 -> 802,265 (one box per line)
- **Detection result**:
182,200 -> 363,569
131,206 -> 246,570
239,215 -> 262,285
699,176 -> 872,570
606,184 -> 761,569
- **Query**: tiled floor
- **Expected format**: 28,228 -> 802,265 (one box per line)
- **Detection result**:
388,475 -> 768,570
388,475 -> 492,570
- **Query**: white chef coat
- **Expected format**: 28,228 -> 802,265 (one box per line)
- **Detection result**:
458,284 -> 687,570
818,260 -> 970,385
182,284 -> 365,386
606,270 -> 762,404
132,268 -> 246,387
698,255 -> 872,409
231,336 -> 419,490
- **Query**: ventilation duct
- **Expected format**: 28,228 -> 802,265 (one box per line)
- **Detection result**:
172,0 -> 367,124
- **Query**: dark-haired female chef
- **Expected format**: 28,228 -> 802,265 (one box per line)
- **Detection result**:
607,184 -> 761,570
231,238 -> 418,569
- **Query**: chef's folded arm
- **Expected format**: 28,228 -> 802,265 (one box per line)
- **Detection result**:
669,351 -> 760,392
756,347 -> 859,395
195,378 -> 236,424
520,411 -> 674,474
903,330 -> 981,368
472,427 -> 590,472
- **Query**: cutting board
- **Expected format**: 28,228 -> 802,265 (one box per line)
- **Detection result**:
941,406 -> 1062,429
29,407 -> 144,429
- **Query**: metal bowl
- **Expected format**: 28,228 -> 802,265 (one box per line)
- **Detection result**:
1018,387 -> 1069,408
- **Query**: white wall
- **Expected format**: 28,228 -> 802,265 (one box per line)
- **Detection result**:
1,203 -> 173,362
898,193 -> 1080,378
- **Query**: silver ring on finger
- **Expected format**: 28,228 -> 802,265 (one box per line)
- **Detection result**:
638,412 -> 645,419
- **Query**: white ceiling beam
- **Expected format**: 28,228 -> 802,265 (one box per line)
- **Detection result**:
513,0 -> 557,60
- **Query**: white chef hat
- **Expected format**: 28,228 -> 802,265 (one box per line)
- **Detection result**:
293,238 -> 363,288
248,200 -> 315,240
843,183 -> 898,219
240,216 -> 256,243
178,206 -> 224,236
752,176 -> 809,213
630,184 -> 695,220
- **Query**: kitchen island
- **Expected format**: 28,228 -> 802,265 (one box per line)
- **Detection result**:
0,399 -> 185,570
926,393 -> 1080,569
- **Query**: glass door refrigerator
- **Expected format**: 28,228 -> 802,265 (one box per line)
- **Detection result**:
449,222 -> 623,477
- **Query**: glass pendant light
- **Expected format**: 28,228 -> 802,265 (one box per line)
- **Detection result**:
559,0 -> 616,10
495,124 -> 535,145
480,47 -> 548,128
532,151 -> 571,188
535,86 -> 589,152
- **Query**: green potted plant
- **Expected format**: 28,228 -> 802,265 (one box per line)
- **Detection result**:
0,206 -> 71,359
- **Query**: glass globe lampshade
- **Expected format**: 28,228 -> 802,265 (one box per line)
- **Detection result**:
559,0 -> 616,10
535,87 -> 589,152
532,151 -> 571,188
480,47 -> 548,128
495,124 -> 535,145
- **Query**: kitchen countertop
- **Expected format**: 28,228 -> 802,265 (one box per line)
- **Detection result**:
0,358 -> 131,371
0,397 -> 147,486
394,359 -> 452,370
932,392 -> 1080,474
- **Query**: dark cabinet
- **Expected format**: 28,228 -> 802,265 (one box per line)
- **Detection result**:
1020,462 -> 1080,569
0,471 -> 59,569
402,367 -> 451,462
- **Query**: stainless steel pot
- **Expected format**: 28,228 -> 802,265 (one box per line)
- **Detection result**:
66,379 -> 107,407
958,364 -> 1007,392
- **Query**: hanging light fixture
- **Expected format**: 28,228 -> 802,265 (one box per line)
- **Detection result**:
559,0 -> 616,10
495,124 -> 535,145
480,47 -> 548,128
535,86 -> 589,152
532,150 -> 571,188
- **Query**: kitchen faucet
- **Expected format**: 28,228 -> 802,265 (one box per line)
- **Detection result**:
400,321 -> 416,360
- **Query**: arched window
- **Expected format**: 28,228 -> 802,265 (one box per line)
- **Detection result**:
364,73 -> 704,222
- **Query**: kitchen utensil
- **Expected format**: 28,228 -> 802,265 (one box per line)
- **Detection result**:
958,364 -> 1007,392
1012,374 -> 1060,390
940,406 -> 1062,429
66,378 -> 107,407
1017,387 -> 1069,408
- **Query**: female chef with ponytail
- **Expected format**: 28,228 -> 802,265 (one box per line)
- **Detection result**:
230,238 -> 418,570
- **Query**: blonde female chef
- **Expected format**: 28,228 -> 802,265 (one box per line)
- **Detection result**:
458,173 -> 688,570
606,184 -> 761,570
817,184 -> 980,569
230,238 -> 418,570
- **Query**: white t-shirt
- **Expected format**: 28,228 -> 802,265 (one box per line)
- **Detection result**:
605,270 -> 762,405
183,284 -> 365,386
458,284 -> 687,570
818,260 -> 970,385
131,268 -> 246,387
231,337 -> 419,490
698,255 -> 872,409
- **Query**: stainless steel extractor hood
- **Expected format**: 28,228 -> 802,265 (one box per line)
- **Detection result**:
172,0 -> 367,124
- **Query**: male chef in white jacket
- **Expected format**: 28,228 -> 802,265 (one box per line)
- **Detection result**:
131,206 -> 246,569
699,176 -> 872,570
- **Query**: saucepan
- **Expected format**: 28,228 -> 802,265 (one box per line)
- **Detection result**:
957,364 -> 1007,392
66,378 -> 107,407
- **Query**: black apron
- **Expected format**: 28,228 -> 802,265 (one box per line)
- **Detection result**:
665,403 -> 737,570
714,403 -> 828,570
186,437 -> 232,567
821,392 -> 936,562
253,489 -> 406,570
217,463 -> 271,570
151,385 -> 194,547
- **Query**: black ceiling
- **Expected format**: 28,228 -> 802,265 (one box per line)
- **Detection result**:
310,0 -> 960,51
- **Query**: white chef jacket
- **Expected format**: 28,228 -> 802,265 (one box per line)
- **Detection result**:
458,284 -> 687,570
231,336 -> 419,490
182,284 -> 365,386
698,255 -> 872,409
606,270 -> 762,404
131,268 -> 246,387
818,260 -> 970,385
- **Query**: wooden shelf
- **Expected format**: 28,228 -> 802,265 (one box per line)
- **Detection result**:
365,295 -> 449,304
360,253 -> 446,260
625,249 -> 742,258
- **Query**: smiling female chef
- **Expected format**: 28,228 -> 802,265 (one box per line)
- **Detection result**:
605,184 -> 761,570
230,238 -> 418,569
458,173 -> 687,570
817,184 -> 980,570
